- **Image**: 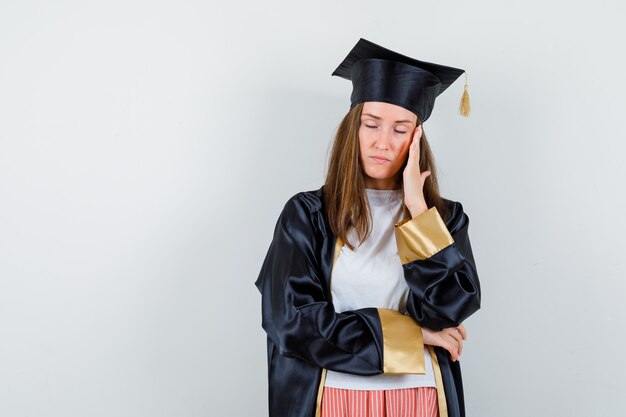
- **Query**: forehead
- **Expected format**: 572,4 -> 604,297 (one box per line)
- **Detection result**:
361,101 -> 417,122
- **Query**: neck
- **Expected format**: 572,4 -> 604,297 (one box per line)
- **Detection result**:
364,177 -> 401,190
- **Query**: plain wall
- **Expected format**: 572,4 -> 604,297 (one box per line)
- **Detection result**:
1,1 -> 625,416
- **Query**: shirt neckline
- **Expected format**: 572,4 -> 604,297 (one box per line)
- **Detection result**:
364,187 -> 403,203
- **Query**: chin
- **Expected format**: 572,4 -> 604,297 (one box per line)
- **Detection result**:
366,174 -> 395,183
365,168 -> 396,179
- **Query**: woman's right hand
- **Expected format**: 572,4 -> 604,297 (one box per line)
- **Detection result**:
421,324 -> 467,362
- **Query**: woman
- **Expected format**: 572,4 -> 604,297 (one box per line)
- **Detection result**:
255,38 -> 481,417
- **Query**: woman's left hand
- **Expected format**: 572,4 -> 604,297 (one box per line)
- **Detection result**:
403,125 -> 430,217
421,324 -> 467,362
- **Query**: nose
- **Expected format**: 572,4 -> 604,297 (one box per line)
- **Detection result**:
374,128 -> 392,150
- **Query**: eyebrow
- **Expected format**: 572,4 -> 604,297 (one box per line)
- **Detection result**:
361,113 -> 414,124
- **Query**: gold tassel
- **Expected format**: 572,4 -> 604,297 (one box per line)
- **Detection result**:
458,72 -> 471,117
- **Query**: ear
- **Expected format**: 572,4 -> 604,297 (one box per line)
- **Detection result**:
416,124 -> 423,138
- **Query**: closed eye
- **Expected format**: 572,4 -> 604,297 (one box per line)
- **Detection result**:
365,125 -> 407,134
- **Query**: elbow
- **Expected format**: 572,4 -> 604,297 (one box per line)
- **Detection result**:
272,308 -> 317,360
453,268 -> 481,317
417,290 -> 481,330
448,281 -> 481,324
275,329 -> 303,357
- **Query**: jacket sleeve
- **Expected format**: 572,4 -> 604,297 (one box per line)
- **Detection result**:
255,193 -> 427,376
393,200 -> 481,331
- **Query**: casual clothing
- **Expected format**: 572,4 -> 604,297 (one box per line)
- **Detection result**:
325,188 -> 436,390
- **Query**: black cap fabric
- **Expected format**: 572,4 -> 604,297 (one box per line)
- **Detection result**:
331,38 -> 466,123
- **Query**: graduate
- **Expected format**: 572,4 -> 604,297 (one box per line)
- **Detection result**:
254,37 -> 481,417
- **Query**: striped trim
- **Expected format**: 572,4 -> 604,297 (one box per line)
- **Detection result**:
320,386 -> 439,417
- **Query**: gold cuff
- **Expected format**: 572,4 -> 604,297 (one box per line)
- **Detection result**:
378,308 -> 425,374
394,206 -> 454,264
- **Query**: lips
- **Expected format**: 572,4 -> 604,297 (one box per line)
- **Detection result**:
371,156 -> 390,162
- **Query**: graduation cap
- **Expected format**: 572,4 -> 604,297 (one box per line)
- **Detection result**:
331,38 -> 471,123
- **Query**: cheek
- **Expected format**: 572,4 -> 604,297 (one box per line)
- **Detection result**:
401,135 -> 412,149
358,127 -> 370,143
396,140 -> 411,160
358,128 -> 372,152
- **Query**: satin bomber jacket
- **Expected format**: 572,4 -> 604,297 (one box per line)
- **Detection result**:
254,185 -> 481,417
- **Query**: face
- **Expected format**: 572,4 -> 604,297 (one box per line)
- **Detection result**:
358,101 -> 421,189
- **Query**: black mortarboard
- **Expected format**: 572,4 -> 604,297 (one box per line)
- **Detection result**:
331,38 -> 471,123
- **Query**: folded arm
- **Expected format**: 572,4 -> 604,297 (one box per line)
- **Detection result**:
394,200 -> 481,331
255,193 -> 427,375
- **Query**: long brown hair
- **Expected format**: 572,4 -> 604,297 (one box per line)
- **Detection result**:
323,102 -> 451,251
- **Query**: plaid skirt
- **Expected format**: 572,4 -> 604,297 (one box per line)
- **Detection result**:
320,386 -> 439,417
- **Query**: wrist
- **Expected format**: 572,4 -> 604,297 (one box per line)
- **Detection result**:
407,204 -> 428,218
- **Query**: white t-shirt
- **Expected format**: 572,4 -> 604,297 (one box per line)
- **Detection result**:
323,187 -> 436,390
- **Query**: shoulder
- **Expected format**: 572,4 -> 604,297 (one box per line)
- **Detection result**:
275,185 -> 325,232
281,185 -> 324,215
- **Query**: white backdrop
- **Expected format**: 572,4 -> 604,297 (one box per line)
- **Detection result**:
1,1 -> 625,416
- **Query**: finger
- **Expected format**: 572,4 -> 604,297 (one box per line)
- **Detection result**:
411,129 -> 420,156
413,127 -> 421,165
411,123 -> 420,144
404,127 -> 415,169
446,329 -> 464,356
456,324 -> 467,340
447,327 -> 463,356
446,328 -> 463,344
443,334 -> 460,361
